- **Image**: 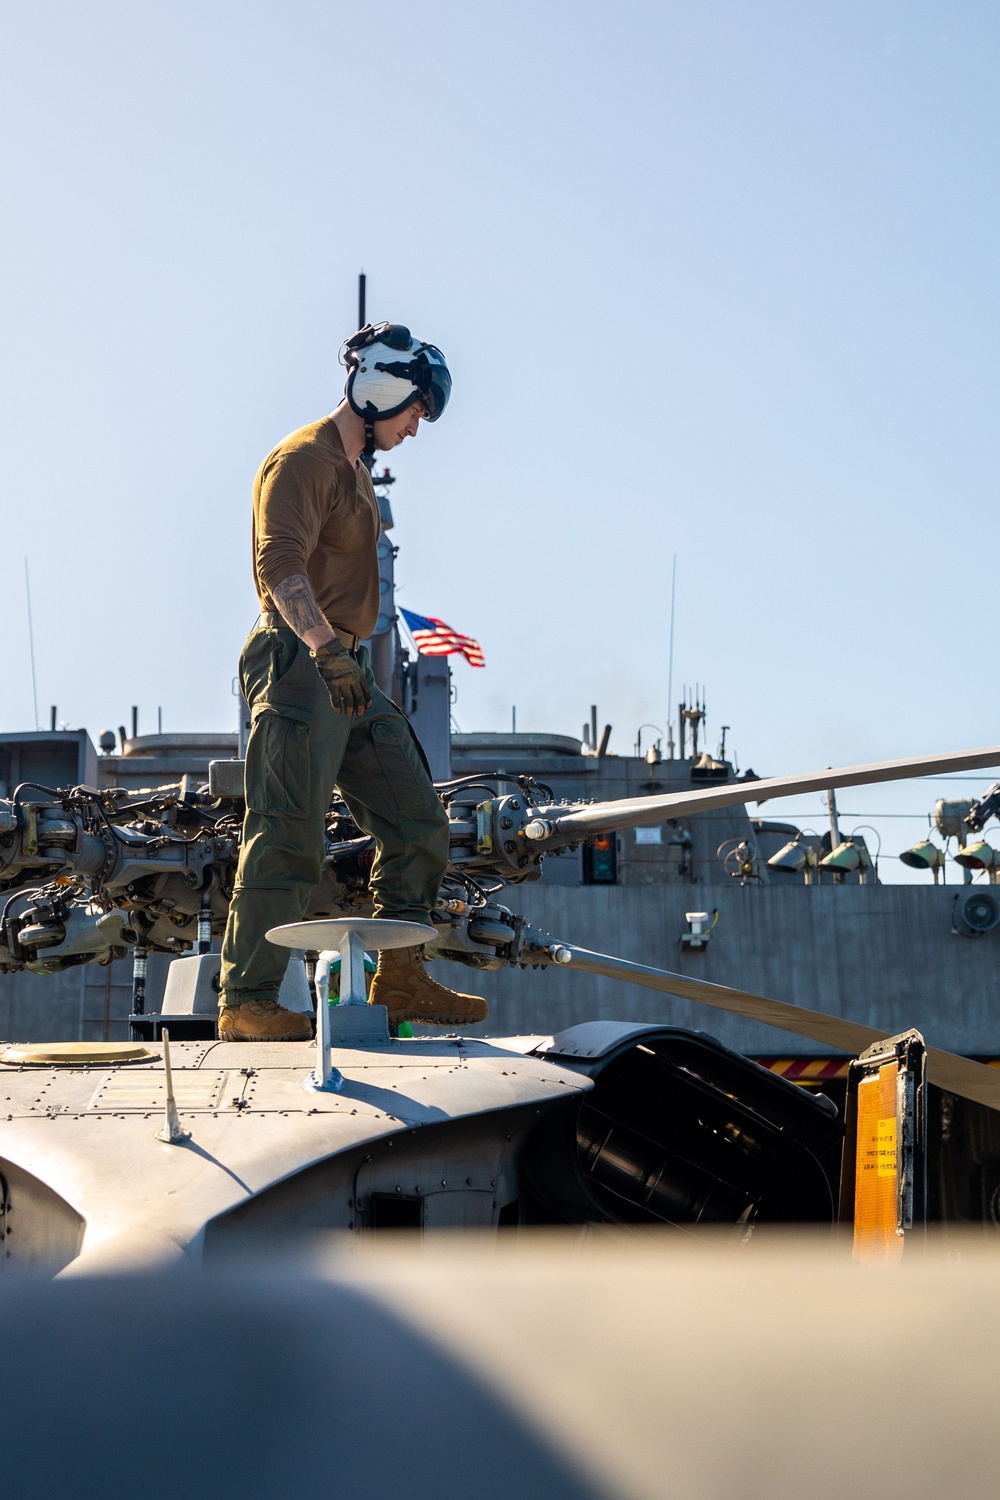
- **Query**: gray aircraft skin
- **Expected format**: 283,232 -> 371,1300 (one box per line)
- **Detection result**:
0,1014 -> 853,1274
0,1026 -> 587,1277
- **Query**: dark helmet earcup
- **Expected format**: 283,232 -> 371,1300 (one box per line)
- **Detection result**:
380,324 -> 413,350
342,322 -> 412,362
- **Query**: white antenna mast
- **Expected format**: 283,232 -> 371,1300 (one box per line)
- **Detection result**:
156,1028 -> 190,1144
666,554 -> 677,759
24,557 -> 39,730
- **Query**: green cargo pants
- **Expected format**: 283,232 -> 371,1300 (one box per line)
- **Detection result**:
219,622 -> 450,1006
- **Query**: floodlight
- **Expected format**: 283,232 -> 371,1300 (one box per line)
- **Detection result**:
934,798 -> 974,841
820,840 -> 863,872
954,840 -> 997,871
900,840 -> 947,873
767,838 -> 810,872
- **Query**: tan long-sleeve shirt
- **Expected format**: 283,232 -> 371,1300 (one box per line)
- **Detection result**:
252,414 -> 381,639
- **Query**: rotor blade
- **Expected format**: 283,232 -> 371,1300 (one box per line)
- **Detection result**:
539,745 -> 1000,841
558,940 -> 1000,1111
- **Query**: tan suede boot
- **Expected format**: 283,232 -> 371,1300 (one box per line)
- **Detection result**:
218,999 -> 313,1042
368,946 -> 489,1026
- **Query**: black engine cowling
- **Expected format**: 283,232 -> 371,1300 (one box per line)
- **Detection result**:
521,1025 -> 842,1230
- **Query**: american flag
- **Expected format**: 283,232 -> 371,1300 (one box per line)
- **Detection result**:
400,608 -> 485,667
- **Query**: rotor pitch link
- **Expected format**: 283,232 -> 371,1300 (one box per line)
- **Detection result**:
525,933 -> 1000,1113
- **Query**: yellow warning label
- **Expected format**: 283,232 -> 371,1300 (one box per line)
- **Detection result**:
877,1117 -> 897,1178
853,1064 -> 903,1264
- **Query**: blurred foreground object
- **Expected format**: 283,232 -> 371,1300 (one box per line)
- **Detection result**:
4,1234 -> 1000,1499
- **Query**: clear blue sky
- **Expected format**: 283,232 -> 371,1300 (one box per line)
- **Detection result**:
1,1 -> 997,878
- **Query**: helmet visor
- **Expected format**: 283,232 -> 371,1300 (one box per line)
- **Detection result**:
414,351 -> 451,421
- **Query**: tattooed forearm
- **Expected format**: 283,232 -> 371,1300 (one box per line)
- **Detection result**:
271,574 -> 335,649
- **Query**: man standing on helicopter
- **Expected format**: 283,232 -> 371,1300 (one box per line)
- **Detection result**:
218,323 -> 488,1040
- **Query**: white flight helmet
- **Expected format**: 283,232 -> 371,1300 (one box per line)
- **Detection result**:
342,323 -> 452,463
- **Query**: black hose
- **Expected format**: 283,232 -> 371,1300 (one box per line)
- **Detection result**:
436,772 -> 555,806
1,886 -> 42,924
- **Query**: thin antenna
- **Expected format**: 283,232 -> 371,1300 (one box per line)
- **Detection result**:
825,781 -> 841,847
358,271 -> 366,329
666,554 -> 677,757
24,557 -> 40,730
156,1028 -> 190,1145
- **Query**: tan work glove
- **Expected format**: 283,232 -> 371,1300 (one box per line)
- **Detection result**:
310,640 -> 372,717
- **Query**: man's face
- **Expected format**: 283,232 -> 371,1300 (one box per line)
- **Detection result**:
374,399 -> 427,450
